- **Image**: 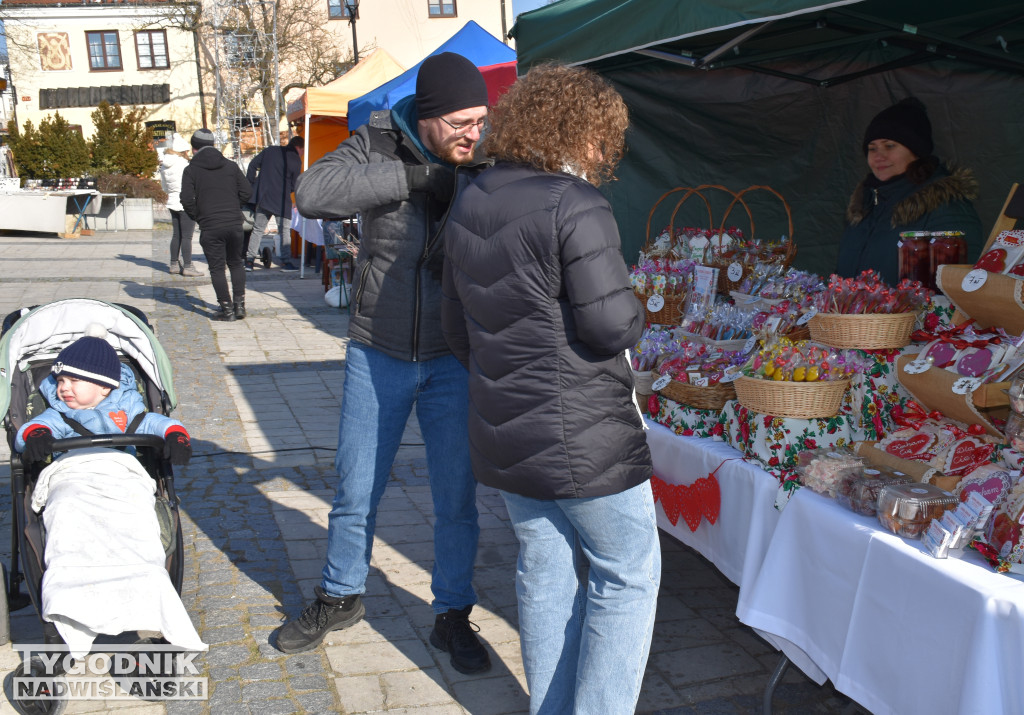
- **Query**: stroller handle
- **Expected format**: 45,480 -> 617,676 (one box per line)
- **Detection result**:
50,434 -> 165,452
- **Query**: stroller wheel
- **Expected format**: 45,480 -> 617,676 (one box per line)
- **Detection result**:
260,246 -> 272,268
10,656 -> 69,715
114,638 -> 178,701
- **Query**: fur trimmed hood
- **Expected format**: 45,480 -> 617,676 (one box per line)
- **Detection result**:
846,164 -> 978,227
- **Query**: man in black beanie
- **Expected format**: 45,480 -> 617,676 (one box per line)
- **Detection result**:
279,53 -> 492,675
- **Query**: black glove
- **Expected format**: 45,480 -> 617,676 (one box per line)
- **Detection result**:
405,164 -> 455,203
164,429 -> 192,465
22,426 -> 55,463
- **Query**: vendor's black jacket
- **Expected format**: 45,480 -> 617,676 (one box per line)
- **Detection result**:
247,145 -> 300,217
181,146 -> 252,230
836,163 -> 982,284
441,162 -> 651,500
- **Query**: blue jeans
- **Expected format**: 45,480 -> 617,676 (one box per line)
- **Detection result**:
322,342 -> 479,613
501,481 -> 661,715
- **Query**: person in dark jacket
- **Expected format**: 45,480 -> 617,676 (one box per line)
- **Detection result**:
181,128 -> 253,321
244,135 -> 303,271
441,64 -> 659,715
275,53 -> 493,674
836,97 -> 982,284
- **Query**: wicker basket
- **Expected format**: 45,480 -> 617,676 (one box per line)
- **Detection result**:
636,291 -> 685,326
655,370 -> 737,410
733,376 -> 850,419
808,312 -> 916,350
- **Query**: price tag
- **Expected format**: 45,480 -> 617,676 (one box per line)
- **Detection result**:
646,294 -> 665,313
961,269 -> 989,293
688,371 -> 702,383
719,367 -> 742,383
727,262 -> 744,282
694,376 -> 709,387
902,358 -> 932,374
651,373 -> 672,391
743,336 -> 758,354
796,307 -> 818,326
951,376 -> 983,395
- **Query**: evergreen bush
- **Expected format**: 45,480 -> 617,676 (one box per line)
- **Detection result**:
6,113 -> 90,179
89,102 -> 159,178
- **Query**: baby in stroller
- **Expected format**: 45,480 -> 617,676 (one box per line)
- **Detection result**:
15,325 -> 192,464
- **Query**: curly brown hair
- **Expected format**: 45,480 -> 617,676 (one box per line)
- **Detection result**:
483,64 -> 628,187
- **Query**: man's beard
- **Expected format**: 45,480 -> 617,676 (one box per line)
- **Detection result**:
437,140 -> 476,165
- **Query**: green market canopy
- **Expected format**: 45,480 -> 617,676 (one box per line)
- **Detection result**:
511,0 -> 1024,274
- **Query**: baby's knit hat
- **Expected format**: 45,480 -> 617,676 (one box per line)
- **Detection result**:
51,324 -> 120,388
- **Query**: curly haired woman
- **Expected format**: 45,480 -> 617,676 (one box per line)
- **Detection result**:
441,64 -> 660,715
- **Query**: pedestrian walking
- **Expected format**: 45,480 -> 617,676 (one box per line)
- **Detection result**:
180,129 -> 252,322
158,133 -> 204,277
441,63 -> 661,714
244,135 -> 303,272
276,52 -> 492,676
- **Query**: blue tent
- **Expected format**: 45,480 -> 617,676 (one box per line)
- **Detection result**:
347,21 -> 515,130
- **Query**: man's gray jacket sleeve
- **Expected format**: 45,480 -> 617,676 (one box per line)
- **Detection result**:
294,126 -> 411,218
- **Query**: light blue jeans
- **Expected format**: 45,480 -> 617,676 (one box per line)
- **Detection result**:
322,342 -> 479,613
502,481 -> 661,715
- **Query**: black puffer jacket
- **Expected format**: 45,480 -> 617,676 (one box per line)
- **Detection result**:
441,162 -> 651,500
181,146 -> 252,230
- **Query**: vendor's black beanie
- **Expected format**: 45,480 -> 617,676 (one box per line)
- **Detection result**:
862,97 -> 933,158
190,128 -> 216,150
415,52 -> 488,119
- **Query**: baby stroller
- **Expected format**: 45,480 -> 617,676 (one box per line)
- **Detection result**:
0,299 -> 185,713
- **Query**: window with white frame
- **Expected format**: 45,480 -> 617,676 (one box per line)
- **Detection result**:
86,30 -> 122,70
428,0 -> 456,18
135,30 -> 169,69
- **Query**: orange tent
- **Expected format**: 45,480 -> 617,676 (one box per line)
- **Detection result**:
286,49 -> 405,167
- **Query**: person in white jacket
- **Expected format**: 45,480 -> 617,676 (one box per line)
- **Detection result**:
159,133 -> 204,277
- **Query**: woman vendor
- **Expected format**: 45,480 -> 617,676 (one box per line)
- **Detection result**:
836,97 -> 982,284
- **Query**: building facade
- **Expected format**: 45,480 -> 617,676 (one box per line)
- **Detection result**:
1,0 -> 204,141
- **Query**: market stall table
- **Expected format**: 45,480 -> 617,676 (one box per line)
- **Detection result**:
0,189 -> 101,236
737,486 -> 1024,715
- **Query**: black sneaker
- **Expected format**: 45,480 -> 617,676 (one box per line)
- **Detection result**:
244,258 -> 255,272
275,587 -> 364,653
280,261 -> 299,272
429,606 -> 491,674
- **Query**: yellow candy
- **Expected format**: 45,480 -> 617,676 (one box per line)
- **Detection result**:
806,366 -> 820,381
763,364 -> 775,378
792,367 -> 806,382
773,369 -> 785,381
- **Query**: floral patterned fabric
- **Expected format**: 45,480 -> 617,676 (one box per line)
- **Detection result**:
649,395 -> 722,439
841,348 -> 920,442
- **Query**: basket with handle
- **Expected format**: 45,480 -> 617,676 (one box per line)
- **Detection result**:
653,366 -> 737,410
705,185 -> 795,294
637,187 -> 715,324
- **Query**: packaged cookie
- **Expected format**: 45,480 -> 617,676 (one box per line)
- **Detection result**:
835,467 -> 912,516
795,447 -> 863,498
877,483 -> 959,538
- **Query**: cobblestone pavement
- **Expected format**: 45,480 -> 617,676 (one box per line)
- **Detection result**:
0,228 -> 864,714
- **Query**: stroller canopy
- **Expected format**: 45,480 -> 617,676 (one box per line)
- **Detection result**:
0,299 -> 176,420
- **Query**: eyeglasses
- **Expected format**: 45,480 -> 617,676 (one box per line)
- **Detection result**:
437,115 -> 488,137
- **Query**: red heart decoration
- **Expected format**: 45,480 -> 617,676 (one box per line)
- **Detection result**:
698,475 -> 721,525
108,410 -> 128,432
885,433 -> 933,460
960,476 -> 1008,504
945,439 -> 996,476
660,484 -> 681,526
650,475 -> 665,504
678,483 -> 702,532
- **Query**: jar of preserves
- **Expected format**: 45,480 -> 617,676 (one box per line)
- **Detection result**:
898,232 -> 933,288
929,231 -> 968,283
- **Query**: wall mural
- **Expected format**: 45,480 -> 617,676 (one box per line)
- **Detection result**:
38,32 -> 73,71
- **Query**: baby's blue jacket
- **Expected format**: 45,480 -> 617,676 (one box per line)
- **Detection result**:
15,363 -> 184,452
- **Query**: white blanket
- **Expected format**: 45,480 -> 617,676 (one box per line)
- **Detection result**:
32,449 -> 206,657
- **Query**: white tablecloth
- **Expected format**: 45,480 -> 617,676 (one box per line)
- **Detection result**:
645,421 -> 782,593
0,190 -> 100,234
291,208 -> 324,246
737,487 -> 1024,715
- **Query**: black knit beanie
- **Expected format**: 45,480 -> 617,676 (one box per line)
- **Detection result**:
862,97 -> 933,158
191,128 -> 216,150
52,333 -> 120,389
415,52 -> 488,120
